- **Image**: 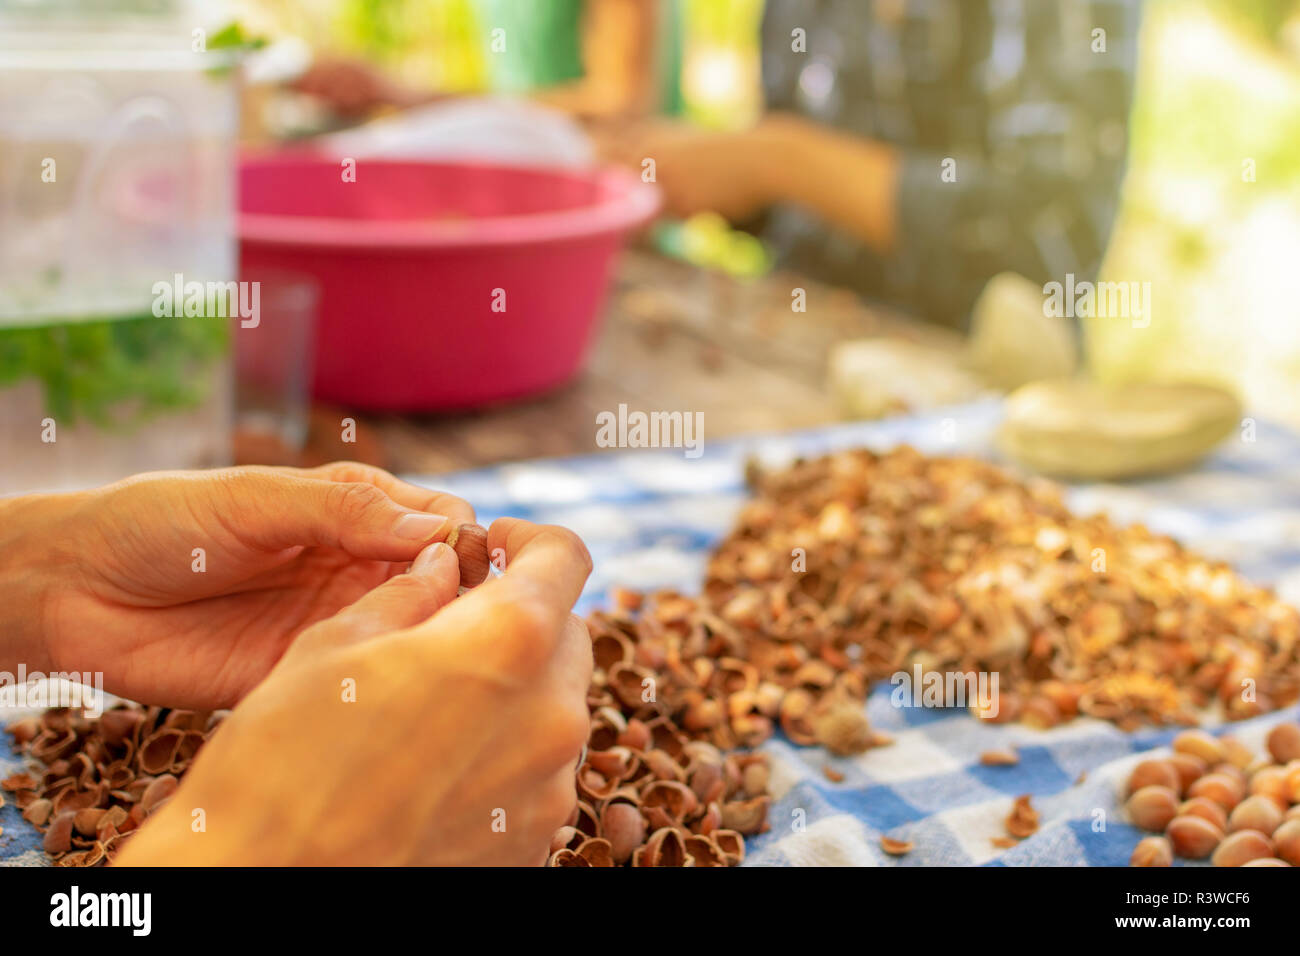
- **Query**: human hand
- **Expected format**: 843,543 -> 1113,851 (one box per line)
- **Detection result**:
592,112 -> 899,253
7,462 -> 473,709
590,116 -> 786,221
115,519 -> 594,866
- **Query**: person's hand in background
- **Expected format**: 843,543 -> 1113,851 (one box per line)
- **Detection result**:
592,112 -> 899,253
0,463 -> 473,709
116,519 -> 594,866
591,115 -> 783,221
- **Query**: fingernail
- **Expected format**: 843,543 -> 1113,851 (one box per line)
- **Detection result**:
393,512 -> 448,541
411,541 -> 452,575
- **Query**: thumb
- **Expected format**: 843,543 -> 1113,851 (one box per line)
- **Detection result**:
299,542 -> 461,650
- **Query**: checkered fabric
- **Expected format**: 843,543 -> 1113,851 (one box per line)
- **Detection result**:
5,399 -> 1299,865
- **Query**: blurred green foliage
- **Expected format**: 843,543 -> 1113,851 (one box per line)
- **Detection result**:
0,314 -> 230,429
1090,0 -> 1300,422
1129,1 -> 1300,185
335,0 -> 412,57
1205,0 -> 1298,44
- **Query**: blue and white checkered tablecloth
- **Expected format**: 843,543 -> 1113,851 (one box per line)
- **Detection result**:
4,399 -> 1300,866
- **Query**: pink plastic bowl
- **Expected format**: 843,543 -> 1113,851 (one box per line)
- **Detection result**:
238,154 -> 659,411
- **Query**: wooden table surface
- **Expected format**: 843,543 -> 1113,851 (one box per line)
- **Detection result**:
283,250 -> 961,476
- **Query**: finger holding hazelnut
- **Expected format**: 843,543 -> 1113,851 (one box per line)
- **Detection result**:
446,523 -> 493,587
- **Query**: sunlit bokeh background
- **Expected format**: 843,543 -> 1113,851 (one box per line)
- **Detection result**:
231,0 -> 1300,424
1092,0 -> 1300,424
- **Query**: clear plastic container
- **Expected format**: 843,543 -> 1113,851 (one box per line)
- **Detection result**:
0,0 -> 238,493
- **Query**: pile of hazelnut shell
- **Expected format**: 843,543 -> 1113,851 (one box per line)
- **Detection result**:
4,706 -> 217,866
705,447 -> 1300,730
553,588 -> 888,866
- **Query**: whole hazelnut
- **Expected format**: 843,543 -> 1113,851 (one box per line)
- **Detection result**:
1166,752 -> 1208,793
1126,759 -> 1180,796
1173,730 -> 1226,765
1187,772 -> 1244,811
1220,735 -> 1255,769
600,802 -> 646,864
1248,766 -> 1289,807
1166,815 -> 1224,859
1227,795 -> 1284,835
812,701 -> 872,757
1130,836 -> 1173,867
1266,723 -> 1300,764
1021,696 -> 1061,729
1286,764 -> 1300,804
1176,796 -> 1228,831
741,761 -> 770,798
1210,762 -> 1247,787
1210,829 -> 1274,867
445,523 -> 492,587
1126,785 -> 1179,832
1271,819 -> 1300,865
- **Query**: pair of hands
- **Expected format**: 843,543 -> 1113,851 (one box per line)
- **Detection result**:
0,463 -> 593,865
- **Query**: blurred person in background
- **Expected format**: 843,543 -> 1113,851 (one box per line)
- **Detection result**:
265,0 -> 1144,386
603,0 -> 1144,334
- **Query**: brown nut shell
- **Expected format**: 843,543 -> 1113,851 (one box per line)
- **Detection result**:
1172,730 -> 1226,765
880,835 -> 914,856
1126,785 -> 1179,832
1130,835 -> 1173,867
1176,797 -> 1228,831
446,523 -> 492,587
1166,753 -> 1208,793
812,701 -> 872,756
1219,735 -> 1255,770
1165,815 -> 1224,859
1186,772 -> 1244,811
1210,829 -> 1274,867
1227,795 -> 1284,835
683,834 -> 727,867
42,812 -> 75,856
21,798 -> 53,827
720,795 -> 771,835
1271,818 -> 1300,866
1127,759 -> 1180,796
1248,766 -> 1290,807
1266,723 -> 1300,764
